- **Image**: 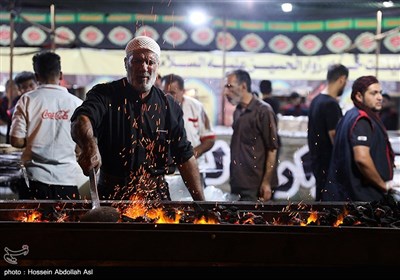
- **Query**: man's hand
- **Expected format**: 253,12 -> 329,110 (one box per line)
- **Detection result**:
77,144 -> 101,176
259,182 -> 272,202
71,115 -> 101,176
386,180 -> 400,191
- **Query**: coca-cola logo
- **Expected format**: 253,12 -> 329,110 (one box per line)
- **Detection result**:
41,109 -> 70,120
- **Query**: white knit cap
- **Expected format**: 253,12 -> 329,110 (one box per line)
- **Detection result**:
125,36 -> 161,58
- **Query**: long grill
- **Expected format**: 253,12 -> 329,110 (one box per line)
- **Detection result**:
1,198 -> 399,268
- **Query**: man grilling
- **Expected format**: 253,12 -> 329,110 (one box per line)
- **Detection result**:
70,36 -> 205,202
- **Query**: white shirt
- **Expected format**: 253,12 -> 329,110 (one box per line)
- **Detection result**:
167,95 -> 215,201
181,95 -> 215,168
10,84 -> 83,185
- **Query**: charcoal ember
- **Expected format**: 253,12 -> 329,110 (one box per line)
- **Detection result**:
374,207 -> 386,219
163,208 -> 179,221
288,216 -> 303,226
346,204 -> 365,218
220,209 -> 231,220
380,205 -> 393,216
213,205 -> 227,212
32,206 -> 68,222
239,212 -> 266,224
379,216 -> 396,227
361,203 -> 375,217
342,214 -> 358,226
380,193 -> 394,204
182,208 -> 222,223
276,211 -> 299,225
228,206 -> 239,212
121,215 -> 134,222
358,215 -> 379,227
179,211 -> 196,224
384,192 -> 399,208
228,216 -> 240,224
343,203 -> 359,216
239,212 -> 254,222
219,209 -> 239,224
316,215 -> 331,226
177,208 -> 221,224
39,206 -> 58,221
354,205 -> 368,216
206,210 -> 221,223
322,208 -> 343,226
121,215 -> 154,223
252,215 -> 265,224
194,208 -> 212,219
50,210 -> 74,222
307,220 -> 319,226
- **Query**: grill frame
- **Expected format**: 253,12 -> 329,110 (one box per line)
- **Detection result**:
1,200 -> 400,268
2,220 -> 400,267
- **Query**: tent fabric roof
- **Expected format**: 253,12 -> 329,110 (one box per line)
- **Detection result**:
1,0 -> 399,55
3,0 -> 400,21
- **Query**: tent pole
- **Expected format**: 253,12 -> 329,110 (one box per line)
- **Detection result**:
221,16 -> 227,126
9,8 -> 15,82
50,4 -> 56,51
375,10 -> 382,78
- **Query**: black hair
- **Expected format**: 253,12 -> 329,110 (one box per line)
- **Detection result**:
228,69 -> 252,92
289,91 -> 300,99
32,51 -> 61,81
382,93 -> 391,100
259,80 -> 272,94
14,71 -> 36,86
162,73 -> 184,90
326,64 -> 349,83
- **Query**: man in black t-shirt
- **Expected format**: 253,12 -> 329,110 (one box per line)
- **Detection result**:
259,80 -> 280,115
380,93 -> 399,131
71,36 -> 205,201
307,64 -> 349,201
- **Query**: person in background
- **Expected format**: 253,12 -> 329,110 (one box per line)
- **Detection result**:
10,51 -> 83,200
0,80 -> 20,144
155,73 -> 163,88
380,93 -> 399,131
281,91 -> 308,116
307,64 -> 349,201
7,71 -> 38,124
325,75 -> 398,201
162,73 -> 216,195
224,69 -> 279,201
259,80 -> 280,115
259,79 -> 282,162
14,71 -> 37,95
70,36 -> 205,202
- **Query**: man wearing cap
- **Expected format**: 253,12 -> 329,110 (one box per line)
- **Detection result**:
70,36 -> 205,201
324,75 -> 398,201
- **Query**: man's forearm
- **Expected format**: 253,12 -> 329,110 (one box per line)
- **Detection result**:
194,138 -> 215,158
10,136 -> 26,148
178,156 -> 205,201
71,115 -> 96,149
262,149 -> 277,185
71,114 -> 100,175
353,146 -> 386,192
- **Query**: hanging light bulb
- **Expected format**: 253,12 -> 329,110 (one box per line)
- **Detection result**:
281,3 -> 293,13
